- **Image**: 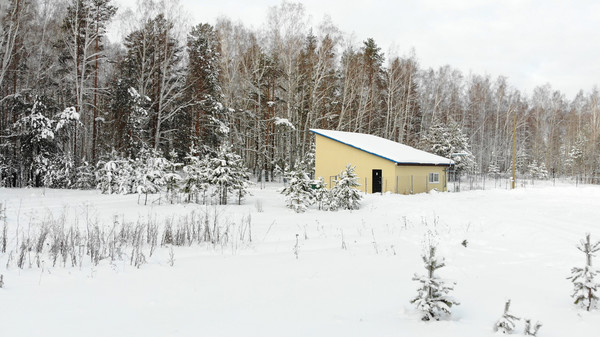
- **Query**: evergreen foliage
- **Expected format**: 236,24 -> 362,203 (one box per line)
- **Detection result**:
281,165 -> 314,213
205,145 -> 251,205
494,299 -> 520,334
523,319 -> 543,336
568,233 -> 600,311
420,121 -> 476,175
329,164 -> 362,211
411,242 -> 459,321
312,177 -> 329,211
74,161 -> 96,189
181,152 -> 209,204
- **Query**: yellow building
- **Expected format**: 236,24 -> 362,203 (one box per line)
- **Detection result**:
311,129 -> 454,194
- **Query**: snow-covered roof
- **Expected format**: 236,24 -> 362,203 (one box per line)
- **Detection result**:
310,129 -> 454,166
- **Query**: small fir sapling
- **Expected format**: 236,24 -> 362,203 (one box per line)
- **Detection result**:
567,233 -> 600,311
205,145 -> 251,205
329,164 -> 362,211
411,241 -> 460,321
181,153 -> 209,203
281,166 -> 314,213
74,161 -> 96,189
494,299 -> 520,334
524,319 -> 542,336
312,177 -> 329,210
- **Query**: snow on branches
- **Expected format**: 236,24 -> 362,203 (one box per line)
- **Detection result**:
420,121 -> 476,174
282,165 -> 314,213
411,239 -> 459,321
329,164 -> 362,211
568,233 -> 600,311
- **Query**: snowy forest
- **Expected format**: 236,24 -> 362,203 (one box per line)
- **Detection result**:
1,0 -> 600,189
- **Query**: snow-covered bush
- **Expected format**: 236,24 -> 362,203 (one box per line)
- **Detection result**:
281,166 -> 314,213
494,299 -> 520,334
568,233 -> 600,311
411,242 -> 459,321
329,164 -> 362,211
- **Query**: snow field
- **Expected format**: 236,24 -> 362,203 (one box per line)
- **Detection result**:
0,184 -> 599,336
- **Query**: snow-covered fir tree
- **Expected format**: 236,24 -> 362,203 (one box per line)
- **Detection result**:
527,160 -> 549,180
181,151 -> 209,204
164,150 -> 182,204
488,162 -> 501,177
312,177 -> 329,211
205,145 -> 251,205
411,241 -> 459,321
44,154 -> 75,188
132,149 -> 171,205
281,165 -> 314,213
11,97 -> 61,187
96,159 -> 119,194
494,299 -> 520,334
329,164 -> 362,211
74,161 -> 96,189
523,319 -> 542,336
95,151 -> 133,194
420,121 -> 476,174
568,233 -> 600,311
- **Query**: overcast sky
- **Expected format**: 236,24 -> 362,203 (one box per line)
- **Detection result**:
114,0 -> 600,99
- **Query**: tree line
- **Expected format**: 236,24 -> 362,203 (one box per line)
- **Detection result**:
1,0 -> 599,188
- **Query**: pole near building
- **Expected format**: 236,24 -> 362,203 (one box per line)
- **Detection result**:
512,108 -> 517,189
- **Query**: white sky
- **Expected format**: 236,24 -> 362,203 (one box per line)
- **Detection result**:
113,0 -> 600,99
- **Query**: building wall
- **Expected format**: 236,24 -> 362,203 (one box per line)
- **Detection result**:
314,134 -> 449,194
394,165 -> 448,194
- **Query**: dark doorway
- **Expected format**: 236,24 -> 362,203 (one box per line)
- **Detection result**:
372,169 -> 382,193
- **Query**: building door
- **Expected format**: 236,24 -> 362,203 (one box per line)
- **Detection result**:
372,169 -> 382,193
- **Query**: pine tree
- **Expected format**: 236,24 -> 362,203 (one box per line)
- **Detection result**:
494,299 -> 520,334
281,166 -> 314,213
568,233 -> 600,311
411,243 -> 459,321
329,164 -> 362,211
186,23 -> 228,150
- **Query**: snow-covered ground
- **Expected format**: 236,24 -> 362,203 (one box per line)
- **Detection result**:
1,184 -> 599,337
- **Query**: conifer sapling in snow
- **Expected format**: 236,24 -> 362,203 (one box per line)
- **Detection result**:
568,233 -> 600,311
411,241 -> 459,321
281,165 -> 314,213
494,299 -> 520,334
312,177 -> 329,211
329,164 -> 362,211
523,319 -> 542,336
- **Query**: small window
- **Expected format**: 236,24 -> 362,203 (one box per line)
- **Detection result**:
428,173 -> 440,184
